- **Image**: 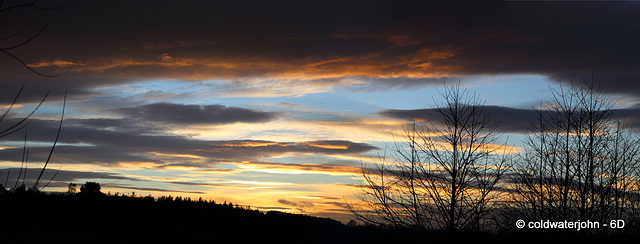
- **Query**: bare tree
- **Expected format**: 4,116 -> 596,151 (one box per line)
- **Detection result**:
349,84 -> 510,232
0,0 -> 66,191
0,0 -> 64,77
349,124 -> 432,230
510,78 -> 640,232
0,85 -> 66,192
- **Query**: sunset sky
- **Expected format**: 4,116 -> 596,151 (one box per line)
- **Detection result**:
1,0 -> 640,222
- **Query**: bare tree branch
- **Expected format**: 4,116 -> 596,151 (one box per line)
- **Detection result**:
0,0 -> 64,77
350,83 -> 510,232
33,89 -> 66,189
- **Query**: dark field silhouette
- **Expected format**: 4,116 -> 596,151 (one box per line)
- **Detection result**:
1,182 -> 637,244
2,184 -> 347,243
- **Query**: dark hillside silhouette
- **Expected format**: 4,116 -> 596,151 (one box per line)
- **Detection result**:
1,182 -> 636,243
1,182 -> 357,243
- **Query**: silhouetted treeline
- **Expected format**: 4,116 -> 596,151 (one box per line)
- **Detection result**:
0,183 -> 340,243
2,183 -> 637,244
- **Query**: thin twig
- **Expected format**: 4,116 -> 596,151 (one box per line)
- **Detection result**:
0,82 -> 25,122
0,24 -> 47,51
0,26 -> 23,41
0,90 -> 49,138
0,0 -> 64,77
14,128 -> 28,188
33,89 -> 66,188
0,0 -> 65,14
41,166 -> 61,190
0,49 -> 60,77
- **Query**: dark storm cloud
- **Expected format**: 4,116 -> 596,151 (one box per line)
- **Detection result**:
2,0 -> 639,101
113,102 -> 278,125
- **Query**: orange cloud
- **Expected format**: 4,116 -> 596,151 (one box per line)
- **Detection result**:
303,142 -> 349,150
237,161 -> 362,176
28,59 -> 82,68
0,104 -> 22,109
29,47 -> 459,87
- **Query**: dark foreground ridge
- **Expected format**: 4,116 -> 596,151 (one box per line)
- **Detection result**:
0,187 -> 637,244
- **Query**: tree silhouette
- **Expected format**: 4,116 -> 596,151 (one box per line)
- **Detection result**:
350,84 -> 510,232
80,182 -> 103,195
510,78 -> 640,232
67,182 -> 77,193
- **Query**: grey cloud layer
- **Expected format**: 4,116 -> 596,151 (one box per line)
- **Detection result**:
0,167 -> 208,194
2,0 -> 639,102
113,102 -> 279,125
0,117 -> 379,166
0,168 -> 141,188
380,106 -> 640,133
